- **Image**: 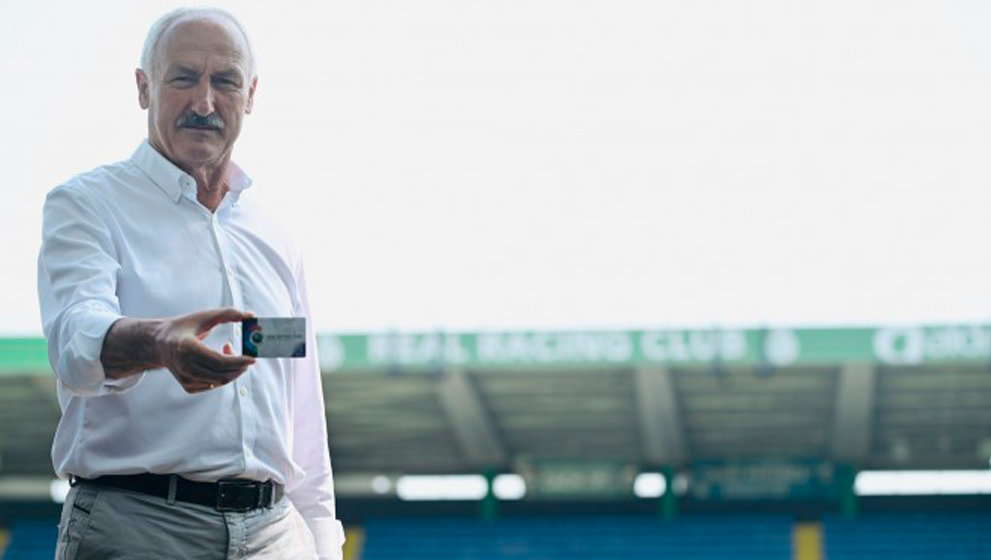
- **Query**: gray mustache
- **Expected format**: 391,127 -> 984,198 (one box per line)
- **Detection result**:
178,113 -> 225,131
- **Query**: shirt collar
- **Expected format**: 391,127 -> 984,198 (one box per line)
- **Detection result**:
130,140 -> 254,205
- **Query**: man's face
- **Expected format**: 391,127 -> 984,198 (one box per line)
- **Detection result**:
136,18 -> 257,171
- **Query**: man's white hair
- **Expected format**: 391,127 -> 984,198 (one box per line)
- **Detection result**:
139,7 -> 257,81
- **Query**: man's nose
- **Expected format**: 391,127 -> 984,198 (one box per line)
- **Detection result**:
191,81 -> 216,116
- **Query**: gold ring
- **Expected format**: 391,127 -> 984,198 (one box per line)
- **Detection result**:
210,384 -> 216,389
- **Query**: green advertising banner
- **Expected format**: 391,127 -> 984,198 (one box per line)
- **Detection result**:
688,460 -> 841,501
317,325 -> 991,371
0,338 -> 49,373
4,324 -> 991,374
518,460 -> 637,500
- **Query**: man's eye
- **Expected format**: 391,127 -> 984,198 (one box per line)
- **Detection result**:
171,76 -> 193,84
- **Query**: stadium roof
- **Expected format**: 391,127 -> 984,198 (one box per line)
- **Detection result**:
1,324 -> 990,497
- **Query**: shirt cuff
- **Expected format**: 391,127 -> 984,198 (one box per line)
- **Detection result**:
304,516 -> 346,560
57,310 -> 142,396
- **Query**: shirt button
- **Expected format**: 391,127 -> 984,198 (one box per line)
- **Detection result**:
239,386 -> 248,397
245,449 -> 252,458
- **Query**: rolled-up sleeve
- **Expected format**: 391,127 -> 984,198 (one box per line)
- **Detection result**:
38,185 -> 138,396
286,257 -> 345,560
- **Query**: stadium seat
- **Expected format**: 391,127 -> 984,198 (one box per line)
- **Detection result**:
361,514 -> 793,560
824,512 -> 991,560
3,518 -> 58,560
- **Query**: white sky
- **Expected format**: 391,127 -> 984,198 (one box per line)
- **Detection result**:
2,0 -> 991,335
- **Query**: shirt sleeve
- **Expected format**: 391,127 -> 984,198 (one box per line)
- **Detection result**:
285,257 -> 345,560
37,185 -> 140,396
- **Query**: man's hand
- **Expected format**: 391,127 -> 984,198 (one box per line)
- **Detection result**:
154,308 -> 257,393
101,307 -> 256,393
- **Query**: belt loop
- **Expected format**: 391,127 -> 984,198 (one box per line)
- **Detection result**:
255,481 -> 265,509
167,474 -> 178,505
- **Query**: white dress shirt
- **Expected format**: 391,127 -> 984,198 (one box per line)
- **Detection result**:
37,140 -> 344,559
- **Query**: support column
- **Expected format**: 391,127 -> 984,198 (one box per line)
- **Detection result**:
481,468 -> 498,521
830,363 -> 876,462
830,363 -> 874,519
634,367 -> 688,466
837,464 -> 859,519
436,369 -> 507,468
660,466 -> 678,520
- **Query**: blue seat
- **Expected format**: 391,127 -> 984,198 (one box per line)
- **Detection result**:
4,518 -> 59,560
361,514 -> 793,560
824,512 -> 991,560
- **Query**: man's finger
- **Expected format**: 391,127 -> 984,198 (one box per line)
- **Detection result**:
183,382 -> 213,394
198,307 -> 255,331
178,367 -> 246,391
186,353 -> 251,382
180,337 -> 254,369
172,371 -> 215,394
189,346 -> 255,373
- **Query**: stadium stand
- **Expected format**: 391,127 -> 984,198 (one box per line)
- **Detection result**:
2,328 -> 991,559
824,512 -> 991,559
360,515 -> 793,559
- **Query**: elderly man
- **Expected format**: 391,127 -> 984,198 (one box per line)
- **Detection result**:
37,7 -> 344,559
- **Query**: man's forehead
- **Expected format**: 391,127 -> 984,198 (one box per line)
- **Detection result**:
157,17 -> 249,71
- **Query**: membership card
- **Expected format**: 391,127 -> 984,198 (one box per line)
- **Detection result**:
242,317 -> 306,358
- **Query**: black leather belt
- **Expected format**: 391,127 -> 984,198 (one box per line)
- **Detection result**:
73,473 -> 284,512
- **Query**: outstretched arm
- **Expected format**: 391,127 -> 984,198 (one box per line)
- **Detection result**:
39,185 -> 255,396
102,307 -> 256,393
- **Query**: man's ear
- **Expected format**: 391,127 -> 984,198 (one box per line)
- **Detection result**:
245,76 -> 258,114
136,68 -> 151,110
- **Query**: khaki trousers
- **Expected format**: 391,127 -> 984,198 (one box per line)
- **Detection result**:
55,483 -> 317,560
